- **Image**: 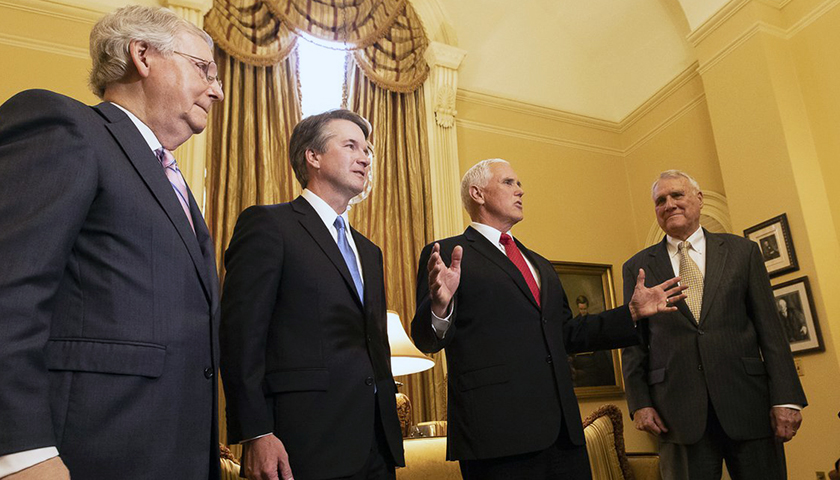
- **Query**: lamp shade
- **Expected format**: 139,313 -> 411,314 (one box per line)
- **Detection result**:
387,310 -> 434,377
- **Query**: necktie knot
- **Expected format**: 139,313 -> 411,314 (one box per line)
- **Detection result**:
156,148 -> 177,170
500,233 -> 513,246
678,241 -> 692,253
334,215 -> 346,231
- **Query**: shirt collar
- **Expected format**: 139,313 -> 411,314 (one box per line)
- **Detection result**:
301,188 -> 351,229
110,102 -> 161,153
666,226 -> 705,258
470,221 -> 512,248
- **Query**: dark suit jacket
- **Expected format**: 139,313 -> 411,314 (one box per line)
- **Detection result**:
411,227 -> 638,461
220,198 -> 405,479
621,230 -> 806,445
0,90 -> 221,479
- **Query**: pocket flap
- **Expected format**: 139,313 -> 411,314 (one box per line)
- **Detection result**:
647,367 -> 666,385
265,369 -> 329,393
741,357 -> 767,375
45,338 -> 166,378
457,364 -> 510,391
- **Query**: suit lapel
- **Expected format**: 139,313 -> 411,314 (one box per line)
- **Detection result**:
96,102 -> 212,302
465,227 -> 539,310
647,238 -> 695,323
293,197 -> 364,310
698,230 -> 726,325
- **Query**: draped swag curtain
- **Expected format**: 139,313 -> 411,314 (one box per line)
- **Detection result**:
204,0 -> 446,433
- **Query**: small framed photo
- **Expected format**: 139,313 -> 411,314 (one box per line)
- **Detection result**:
772,276 -> 824,355
551,261 -> 624,398
743,213 -> 798,278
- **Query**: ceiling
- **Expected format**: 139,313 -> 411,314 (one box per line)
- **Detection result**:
421,0 -> 730,122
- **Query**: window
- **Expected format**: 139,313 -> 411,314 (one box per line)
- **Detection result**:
297,34 -> 347,117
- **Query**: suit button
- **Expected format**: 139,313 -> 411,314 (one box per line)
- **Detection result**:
365,377 -> 374,386
698,364 -> 703,371
204,367 -> 214,379
545,355 -> 553,364
541,317 -> 547,324
698,329 -> 705,335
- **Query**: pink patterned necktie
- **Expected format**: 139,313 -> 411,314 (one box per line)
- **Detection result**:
156,148 -> 195,233
499,233 -> 540,306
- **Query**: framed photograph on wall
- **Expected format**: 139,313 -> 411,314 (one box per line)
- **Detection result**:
743,213 -> 798,278
551,261 -> 624,398
772,276 -> 824,355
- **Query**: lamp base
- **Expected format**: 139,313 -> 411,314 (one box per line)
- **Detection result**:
395,391 -> 412,437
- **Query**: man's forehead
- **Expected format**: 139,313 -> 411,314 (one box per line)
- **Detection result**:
655,178 -> 689,195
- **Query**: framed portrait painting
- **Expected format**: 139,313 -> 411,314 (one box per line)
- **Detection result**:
551,261 -> 624,398
772,276 -> 824,355
743,213 -> 798,278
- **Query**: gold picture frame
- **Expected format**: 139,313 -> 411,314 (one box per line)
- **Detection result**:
551,261 -> 625,399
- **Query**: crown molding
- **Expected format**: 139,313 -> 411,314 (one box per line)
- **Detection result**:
618,62 -> 700,132
0,31 -> 88,59
456,118 -> 624,157
457,89 -> 620,133
623,93 -> 707,156
0,0 -> 108,23
687,0 -> 751,47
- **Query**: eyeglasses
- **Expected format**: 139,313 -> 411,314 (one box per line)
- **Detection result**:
173,51 -> 223,91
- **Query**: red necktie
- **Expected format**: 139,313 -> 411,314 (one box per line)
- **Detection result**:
500,233 -> 540,306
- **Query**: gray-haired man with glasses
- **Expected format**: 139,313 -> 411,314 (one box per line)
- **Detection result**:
0,5 -> 224,480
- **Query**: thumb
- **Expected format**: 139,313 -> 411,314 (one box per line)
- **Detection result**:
636,268 -> 646,288
450,245 -> 463,270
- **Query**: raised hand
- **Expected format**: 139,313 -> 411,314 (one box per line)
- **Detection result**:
243,434 -> 294,480
428,243 -> 463,317
633,406 -> 669,435
628,268 -> 688,321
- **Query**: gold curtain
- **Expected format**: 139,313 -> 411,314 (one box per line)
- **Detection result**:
345,61 -> 445,424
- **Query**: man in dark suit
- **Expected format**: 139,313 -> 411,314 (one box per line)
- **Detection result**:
411,158 -> 685,479
0,6 -> 224,480
220,110 -> 405,480
622,170 -> 806,479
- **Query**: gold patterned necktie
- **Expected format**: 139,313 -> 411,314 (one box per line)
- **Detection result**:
678,241 -> 704,322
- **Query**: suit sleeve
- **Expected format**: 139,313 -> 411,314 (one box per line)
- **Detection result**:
0,91 -> 98,455
220,206 -> 284,444
620,262 -> 654,415
411,242 -> 454,353
744,242 -> 807,406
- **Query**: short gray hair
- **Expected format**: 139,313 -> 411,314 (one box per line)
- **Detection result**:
651,169 -> 701,200
89,5 -> 213,99
461,158 -> 509,213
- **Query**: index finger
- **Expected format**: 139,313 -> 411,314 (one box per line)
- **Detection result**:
657,275 -> 682,290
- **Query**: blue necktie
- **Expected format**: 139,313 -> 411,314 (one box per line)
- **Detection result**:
334,216 -> 364,304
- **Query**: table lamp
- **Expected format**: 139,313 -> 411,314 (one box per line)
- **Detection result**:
387,310 -> 434,436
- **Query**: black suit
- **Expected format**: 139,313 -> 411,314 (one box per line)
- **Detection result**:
622,231 -> 806,474
0,90 -> 221,479
411,227 -> 638,476
220,197 -> 405,479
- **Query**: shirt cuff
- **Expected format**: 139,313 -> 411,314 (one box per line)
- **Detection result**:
773,404 -> 802,411
431,301 -> 454,339
0,447 -> 59,477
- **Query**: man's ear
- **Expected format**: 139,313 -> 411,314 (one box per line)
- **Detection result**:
697,189 -> 704,209
469,184 -> 484,206
305,149 -> 320,171
128,40 -> 152,79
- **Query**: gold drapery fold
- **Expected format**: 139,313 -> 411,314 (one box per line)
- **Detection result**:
345,61 -> 445,424
205,0 -> 297,66
206,48 -> 303,284
206,0 -> 429,93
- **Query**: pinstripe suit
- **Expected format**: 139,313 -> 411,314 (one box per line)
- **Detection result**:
622,230 -> 806,475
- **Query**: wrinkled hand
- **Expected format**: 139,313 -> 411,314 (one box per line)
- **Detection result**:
243,435 -> 294,480
628,269 -> 688,321
633,407 -> 669,436
428,243 -> 463,317
770,406 -> 802,442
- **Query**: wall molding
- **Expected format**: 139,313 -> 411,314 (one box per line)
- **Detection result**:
455,119 -> 624,157
0,0 -> 106,23
687,0 -> 751,47
624,93 -> 707,156
619,62 -> 700,133
0,31 -> 88,59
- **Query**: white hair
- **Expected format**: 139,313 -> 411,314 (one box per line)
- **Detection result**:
460,158 -> 509,213
651,169 -> 701,200
88,5 -> 213,99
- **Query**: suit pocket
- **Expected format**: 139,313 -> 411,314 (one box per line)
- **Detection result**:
647,367 -> 666,385
45,338 -> 166,378
265,368 -> 329,393
457,364 -> 510,392
741,357 -> 767,375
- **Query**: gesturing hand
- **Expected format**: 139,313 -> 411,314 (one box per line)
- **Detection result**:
428,243 -> 463,317
243,434 -> 294,480
628,269 -> 688,321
